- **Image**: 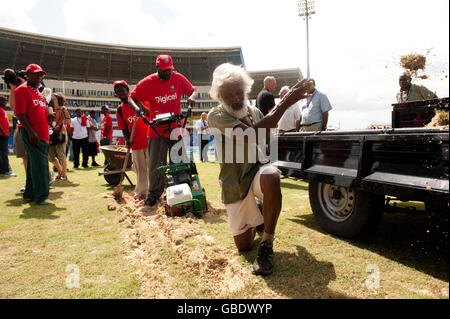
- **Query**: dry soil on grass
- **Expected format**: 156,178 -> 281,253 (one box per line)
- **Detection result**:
111,191 -> 260,298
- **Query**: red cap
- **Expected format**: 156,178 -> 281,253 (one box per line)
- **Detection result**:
25,64 -> 46,75
156,55 -> 174,70
113,80 -> 129,90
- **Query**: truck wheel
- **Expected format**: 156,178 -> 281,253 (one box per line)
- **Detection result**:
309,181 -> 384,238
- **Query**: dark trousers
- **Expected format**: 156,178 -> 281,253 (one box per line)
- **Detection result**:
199,135 -> 210,162
21,129 -> 49,202
100,138 -> 111,165
72,137 -> 89,167
147,138 -> 169,201
0,137 -> 10,174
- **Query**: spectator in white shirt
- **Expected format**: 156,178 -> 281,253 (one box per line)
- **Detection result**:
69,109 -> 91,169
194,112 -> 210,162
277,86 -> 302,132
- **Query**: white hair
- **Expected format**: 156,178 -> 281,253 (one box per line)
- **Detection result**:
279,85 -> 290,97
42,87 -> 52,104
264,76 -> 276,84
209,63 -> 254,101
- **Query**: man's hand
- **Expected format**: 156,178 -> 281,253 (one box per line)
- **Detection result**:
28,129 -> 40,146
280,78 -> 315,108
187,98 -> 196,108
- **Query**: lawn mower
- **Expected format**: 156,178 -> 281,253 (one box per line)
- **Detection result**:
130,100 -> 208,217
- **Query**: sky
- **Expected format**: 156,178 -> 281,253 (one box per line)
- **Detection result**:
1,0 -> 449,130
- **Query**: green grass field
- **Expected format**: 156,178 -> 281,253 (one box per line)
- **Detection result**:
0,154 -> 448,299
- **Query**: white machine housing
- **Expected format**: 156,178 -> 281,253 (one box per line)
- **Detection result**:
166,183 -> 193,206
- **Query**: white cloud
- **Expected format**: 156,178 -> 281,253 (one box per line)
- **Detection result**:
1,0 -> 448,130
62,0 -> 162,45
0,0 -> 39,32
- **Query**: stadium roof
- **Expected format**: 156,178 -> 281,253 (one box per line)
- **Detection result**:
0,27 -> 244,85
1,27 -> 302,97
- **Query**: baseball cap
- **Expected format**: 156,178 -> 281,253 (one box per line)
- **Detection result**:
113,80 -> 129,90
25,64 -> 47,75
156,55 -> 174,70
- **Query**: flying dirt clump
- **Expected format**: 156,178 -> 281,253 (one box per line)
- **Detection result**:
400,50 -> 431,80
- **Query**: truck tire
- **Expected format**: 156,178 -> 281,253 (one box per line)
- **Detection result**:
308,181 -> 384,238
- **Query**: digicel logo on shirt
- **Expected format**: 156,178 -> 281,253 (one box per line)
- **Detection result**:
33,99 -> 46,107
155,93 -> 177,104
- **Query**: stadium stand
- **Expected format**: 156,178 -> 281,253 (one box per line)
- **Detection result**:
0,27 -> 302,134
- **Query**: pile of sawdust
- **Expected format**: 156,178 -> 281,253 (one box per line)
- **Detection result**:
115,191 -> 256,298
426,110 -> 450,128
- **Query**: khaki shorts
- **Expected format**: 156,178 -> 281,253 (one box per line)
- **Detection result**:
48,139 -> 67,163
14,127 -> 27,158
225,164 -> 281,237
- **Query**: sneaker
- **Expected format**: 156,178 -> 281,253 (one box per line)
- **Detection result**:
20,187 -> 25,192
36,200 -> 50,206
144,197 -> 157,207
82,165 -> 89,168
1,172 -> 17,177
91,162 -> 100,167
252,240 -> 274,276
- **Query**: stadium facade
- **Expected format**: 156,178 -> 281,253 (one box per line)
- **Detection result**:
0,27 -> 302,133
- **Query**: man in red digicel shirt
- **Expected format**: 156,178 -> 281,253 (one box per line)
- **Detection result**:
101,105 -> 113,143
14,64 -> 50,204
114,80 -> 149,200
100,105 -> 113,165
129,54 -> 197,206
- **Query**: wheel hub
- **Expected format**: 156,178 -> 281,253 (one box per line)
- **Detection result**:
318,183 -> 355,222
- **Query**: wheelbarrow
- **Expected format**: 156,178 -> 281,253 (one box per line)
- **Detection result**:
98,145 -> 134,186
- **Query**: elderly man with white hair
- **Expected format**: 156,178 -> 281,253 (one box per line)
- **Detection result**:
207,63 -> 314,276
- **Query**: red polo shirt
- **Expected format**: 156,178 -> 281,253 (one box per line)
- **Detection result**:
0,108 -> 9,137
116,103 -> 149,151
101,113 -> 113,139
14,83 -> 49,142
130,72 -> 195,138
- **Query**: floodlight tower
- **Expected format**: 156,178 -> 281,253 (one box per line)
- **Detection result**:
298,0 -> 316,78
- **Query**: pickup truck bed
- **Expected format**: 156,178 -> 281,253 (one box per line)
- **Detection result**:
274,127 -> 449,238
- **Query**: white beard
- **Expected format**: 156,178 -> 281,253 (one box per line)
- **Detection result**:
221,98 -> 250,120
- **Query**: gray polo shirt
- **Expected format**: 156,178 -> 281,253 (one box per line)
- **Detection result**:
299,90 -> 332,125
